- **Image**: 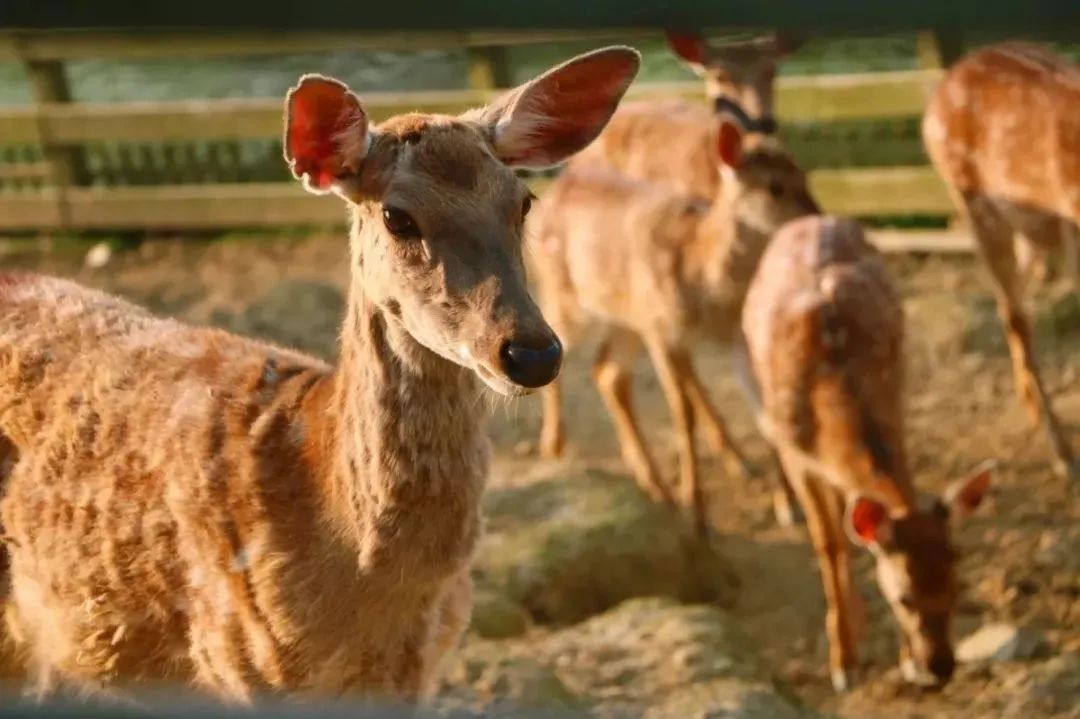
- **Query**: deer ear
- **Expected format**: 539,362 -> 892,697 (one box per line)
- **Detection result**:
845,495 -> 893,548
944,460 -> 994,518
716,118 -> 744,170
284,74 -> 369,195
665,31 -> 709,71
475,46 -> 640,169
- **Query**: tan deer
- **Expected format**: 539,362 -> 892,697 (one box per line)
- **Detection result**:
737,214 -> 993,691
922,42 -> 1078,479
566,30 -> 802,203
542,32 -> 805,521
531,116 -> 818,536
0,47 -> 640,704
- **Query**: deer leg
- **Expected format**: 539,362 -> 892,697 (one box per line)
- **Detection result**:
1061,219 -> 1079,293
729,337 -> 802,526
768,448 -> 803,527
592,329 -> 673,505
538,379 -> 565,459
644,334 -> 708,537
776,449 -> 859,692
672,350 -> 754,480
968,196 -> 1076,478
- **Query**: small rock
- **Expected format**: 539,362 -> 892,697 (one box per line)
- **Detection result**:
469,588 -> 531,639
957,623 -> 1048,663
84,241 -> 112,269
1033,530 -> 1070,568
512,440 -> 535,458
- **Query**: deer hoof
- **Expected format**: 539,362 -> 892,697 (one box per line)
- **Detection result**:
772,490 -> 803,528
1052,456 -> 1080,483
831,667 -> 853,693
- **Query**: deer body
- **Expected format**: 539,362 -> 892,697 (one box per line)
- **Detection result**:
739,215 -> 992,691
0,47 -> 641,703
533,123 -> 817,534
922,42 -> 1078,478
0,274 -> 479,699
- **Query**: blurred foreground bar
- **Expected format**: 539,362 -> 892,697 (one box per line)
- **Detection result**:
0,0 -> 1077,31
0,693 -> 566,719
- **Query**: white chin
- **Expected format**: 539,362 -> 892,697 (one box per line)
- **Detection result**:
475,364 -> 531,397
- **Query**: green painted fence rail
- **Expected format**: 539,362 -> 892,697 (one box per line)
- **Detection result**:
0,27 -> 978,248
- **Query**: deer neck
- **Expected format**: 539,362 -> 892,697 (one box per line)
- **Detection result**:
687,186 -> 770,310
305,236 -> 487,585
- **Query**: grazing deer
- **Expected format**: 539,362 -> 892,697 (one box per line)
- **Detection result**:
566,30 -> 802,203
531,116 -> 818,536
922,42 -> 1078,479
738,214 -> 993,691
0,47 -> 640,703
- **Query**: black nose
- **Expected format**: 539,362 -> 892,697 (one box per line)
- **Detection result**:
499,338 -> 562,388
929,652 -> 956,683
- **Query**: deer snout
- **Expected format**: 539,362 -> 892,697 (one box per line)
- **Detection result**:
498,335 -> 563,388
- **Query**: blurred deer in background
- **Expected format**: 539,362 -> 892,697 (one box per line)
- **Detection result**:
738,214 -> 993,691
535,31 -> 808,526
922,42 -> 1078,479
530,115 -> 818,537
566,29 -> 803,202
0,47 -> 640,704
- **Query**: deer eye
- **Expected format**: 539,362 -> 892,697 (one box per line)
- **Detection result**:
768,181 -> 784,198
522,193 -> 534,219
382,206 -> 421,239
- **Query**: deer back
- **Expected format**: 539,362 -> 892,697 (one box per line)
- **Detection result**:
742,216 -> 910,499
922,43 -> 1080,223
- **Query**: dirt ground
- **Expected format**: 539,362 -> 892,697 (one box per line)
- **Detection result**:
1,232 -> 1077,718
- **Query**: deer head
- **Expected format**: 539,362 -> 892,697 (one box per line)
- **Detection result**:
714,115 -> 820,237
846,462 -> 993,686
283,47 -> 641,395
665,30 -> 804,134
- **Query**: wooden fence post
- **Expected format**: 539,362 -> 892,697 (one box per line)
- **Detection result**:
467,46 -> 511,92
916,29 -> 965,70
23,59 -> 91,189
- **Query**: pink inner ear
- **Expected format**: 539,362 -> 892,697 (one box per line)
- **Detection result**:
955,467 -> 992,513
665,31 -> 706,65
497,50 -> 638,166
285,77 -> 365,190
716,121 -> 743,168
849,497 -> 887,544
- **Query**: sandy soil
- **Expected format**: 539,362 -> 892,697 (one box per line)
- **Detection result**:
1,233 -> 1077,718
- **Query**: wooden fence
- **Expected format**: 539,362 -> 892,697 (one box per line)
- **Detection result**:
0,29 -> 967,246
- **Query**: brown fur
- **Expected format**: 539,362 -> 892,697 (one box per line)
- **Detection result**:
740,215 -> 992,691
531,129 -> 818,535
922,42 -> 1078,478
0,46 -> 640,704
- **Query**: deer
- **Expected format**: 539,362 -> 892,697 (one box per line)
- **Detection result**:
565,30 -> 803,203
737,214 -> 994,691
0,46 -> 641,704
538,32 -> 807,527
530,114 -> 818,537
922,42 -> 1078,480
